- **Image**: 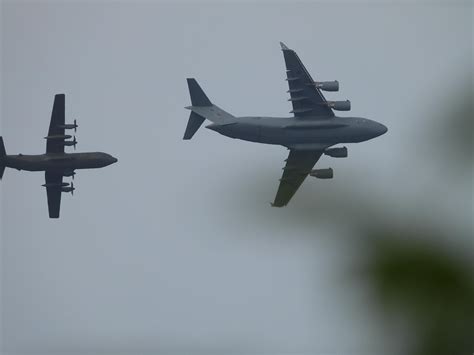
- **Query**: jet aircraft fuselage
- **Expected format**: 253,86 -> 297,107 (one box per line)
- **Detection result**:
206,115 -> 387,148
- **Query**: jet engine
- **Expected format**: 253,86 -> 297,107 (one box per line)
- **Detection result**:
310,168 -> 333,179
327,100 -> 351,111
324,147 -> 348,158
314,81 -> 339,92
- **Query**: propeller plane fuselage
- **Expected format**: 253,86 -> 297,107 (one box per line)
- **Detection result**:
0,94 -> 117,218
4,152 -> 117,172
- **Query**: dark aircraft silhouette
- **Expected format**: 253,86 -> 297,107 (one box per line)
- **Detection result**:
0,94 -> 117,218
184,42 -> 387,207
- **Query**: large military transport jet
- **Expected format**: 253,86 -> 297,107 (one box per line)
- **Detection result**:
184,42 -> 387,207
0,94 -> 117,218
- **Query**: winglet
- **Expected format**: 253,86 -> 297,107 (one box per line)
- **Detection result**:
280,42 -> 290,51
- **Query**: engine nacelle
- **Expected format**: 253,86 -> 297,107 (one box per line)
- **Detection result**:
327,100 -> 351,111
314,80 -> 339,92
62,170 -> 76,177
63,136 -> 77,149
61,182 -> 75,195
310,168 -> 333,179
324,147 -> 348,158
42,182 -> 69,188
58,119 -> 78,132
45,134 -> 72,141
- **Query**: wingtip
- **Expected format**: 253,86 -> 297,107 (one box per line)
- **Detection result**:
280,42 -> 290,50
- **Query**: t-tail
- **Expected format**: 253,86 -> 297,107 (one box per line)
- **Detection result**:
0,137 -> 6,180
183,78 -> 235,140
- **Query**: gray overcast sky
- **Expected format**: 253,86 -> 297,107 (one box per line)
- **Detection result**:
1,1 -> 472,354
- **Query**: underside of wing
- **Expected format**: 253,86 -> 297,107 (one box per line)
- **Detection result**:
272,150 -> 323,207
46,94 -> 66,154
281,42 -> 334,118
45,172 -> 63,218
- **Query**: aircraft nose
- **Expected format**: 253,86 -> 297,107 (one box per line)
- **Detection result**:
374,122 -> 388,137
110,156 -> 118,164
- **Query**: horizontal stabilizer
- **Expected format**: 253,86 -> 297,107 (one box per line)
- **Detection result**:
187,78 -> 212,107
185,105 -> 235,124
183,111 -> 206,140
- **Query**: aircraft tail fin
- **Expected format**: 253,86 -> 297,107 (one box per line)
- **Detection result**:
187,78 -> 212,107
0,137 -> 6,180
184,78 -> 235,139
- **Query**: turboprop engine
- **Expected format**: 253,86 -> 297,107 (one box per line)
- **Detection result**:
310,168 -> 333,179
44,134 -> 77,149
62,170 -> 76,179
42,182 -> 69,188
314,81 -> 339,92
58,119 -> 78,132
63,136 -> 77,149
327,100 -> 351,111
324,147 -> 348,158
45,134 -> 72,140
42,181 -> 75,194
61,182 -> 75,195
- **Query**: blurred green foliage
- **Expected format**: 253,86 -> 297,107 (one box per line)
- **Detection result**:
434,80 -> 474,167
366,230 -> 474,355
364,80 -> 473,355
279,79 -> 474,355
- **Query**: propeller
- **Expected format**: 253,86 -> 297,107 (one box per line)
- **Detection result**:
74,119 -> 77,132
72,136 -> 77,150
70,182 -> 74,196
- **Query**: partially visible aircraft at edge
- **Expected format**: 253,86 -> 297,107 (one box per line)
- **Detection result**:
0,94 -> 117,218
184,42 -> 387,207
